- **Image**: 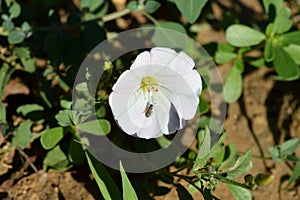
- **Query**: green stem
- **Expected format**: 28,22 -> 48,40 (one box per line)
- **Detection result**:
142,11 -> 160,26
34,8 -> 134,32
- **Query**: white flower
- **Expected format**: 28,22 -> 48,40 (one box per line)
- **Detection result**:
109,47 -> 202,139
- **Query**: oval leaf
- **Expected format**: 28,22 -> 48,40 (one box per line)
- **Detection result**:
8,30 -> 25,44
224,66 -> 243,102
273,45 -> 300,80
77,119 -> 111,135
279,31 -> 300,46
264,39 -> 274,62
226,24 -> 266,47
12,120 -> 32,149
40,127 -> 64,150
174,0 -> 208,23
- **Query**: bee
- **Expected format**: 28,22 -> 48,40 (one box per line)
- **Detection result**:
144,102 -> 154,118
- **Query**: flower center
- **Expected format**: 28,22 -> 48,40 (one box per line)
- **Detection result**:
140,76 -> 159,117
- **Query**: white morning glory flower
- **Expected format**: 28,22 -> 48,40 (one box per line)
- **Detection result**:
109,47 -> 202,139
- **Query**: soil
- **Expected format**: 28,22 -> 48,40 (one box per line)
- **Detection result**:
1,0 -> 300,199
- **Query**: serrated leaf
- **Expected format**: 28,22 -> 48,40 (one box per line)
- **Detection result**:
9,2 -> 21,18
279,31 -> 300,46
40,127 -> 64,150
174,0 -> 208,23
145,0 -> 161,13
120,161 -> 138,200
227,184 -> 252,200
8,30 -> 25,44
224,65 -> 243,103
226,149 -> 252,179
77,119 -> 110,135
86,151 -> 121,200
264,39 -> 274,62
215,51 -> 236,64
12,120 -> 32,149
273,8 -> 292,34
152,22 -> 186,49
43,145 -> 72,172
17,104 -> 44,116
226,24 -> 266,47
273,45 -> 300,80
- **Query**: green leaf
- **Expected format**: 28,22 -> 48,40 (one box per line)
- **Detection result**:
224,65 -> 243,103
14,47 -> 30,58
227,184 -> 252,200
43,145 -> 72,172
68,139 -> 85,165
215,51 -> 236,64
0,63 -> 14,99
21,21 -> 31,32
226,149 -> 252,179
86,151 -> 121,200
9,2 -> 21,18
2,20 -> 14,31
127,1 -> 139,12
152,21 -> 186,49
284,44 -> 300,65
77,119 -> 111,135
262,0 -> 283,16
12,120 -> 32,149
120,161 -> 138,200
174,0 -> 208,23
225,24 -> 266,47
273,45 -> 300,80
55,110 -> 73,127
268,138 -> 300,162
21,58 -> 35,73
246,57 -> 265,68
273,8 -> 292,34
81,0 -> 105,12
217,43 -> 235,52
285,162 -> 300,189
40,127 -> 64,150
175,184 -> 193,200
17,104 -> 44,116
198,127 -> 211,158
8,30 -> 25,44
264,39 -> 274,62
0,102 -> 6,124
145,0 -> 161,13
199,95 -> 209,115
279,31 -> 300,46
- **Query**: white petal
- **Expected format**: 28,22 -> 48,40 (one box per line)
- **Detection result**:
150,47 -> 195,74
159,80 -> 199,120
111,70 -> 140,95
136,91 -> 170,139
183,70 -> 202,96
130,51 -> 151,70
127,90 -> 152,128
109,92 -> 140,135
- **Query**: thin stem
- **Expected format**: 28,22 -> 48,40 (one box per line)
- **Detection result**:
33,8 -> 136,32
142,11 -> 160,26
16,147 -> 41,175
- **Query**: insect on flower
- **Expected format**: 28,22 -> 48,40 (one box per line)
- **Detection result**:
144,102 -> 154,118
